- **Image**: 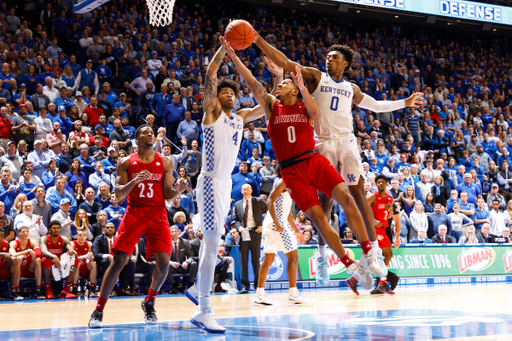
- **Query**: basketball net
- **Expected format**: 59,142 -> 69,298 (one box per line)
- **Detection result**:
148,0 -> 175,26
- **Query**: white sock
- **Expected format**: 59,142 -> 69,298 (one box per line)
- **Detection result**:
289,287 -> 298,296
198,294 -> 210,311
256,288 -> 265,296
318,245 -> 327,258
371,240 -> 379,250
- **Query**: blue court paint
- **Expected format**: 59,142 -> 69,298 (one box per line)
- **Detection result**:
5,309 -> 512,341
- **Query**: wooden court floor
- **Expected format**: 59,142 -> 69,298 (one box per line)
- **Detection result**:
3,282 -> 512,340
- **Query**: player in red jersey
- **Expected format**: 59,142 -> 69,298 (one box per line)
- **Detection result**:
89,124 -> 188,329
9,226 -> 43,299
71,229 -> 97,297
0,227 -> 22,300
347,175 -> 401,296
40,220 -> 79,299
221,38 -> 383,288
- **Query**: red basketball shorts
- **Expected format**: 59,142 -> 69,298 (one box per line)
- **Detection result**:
281,154 -> 344,212
78,262 -> 90,278
376,226 -> 392,249
112,206 -> 172,258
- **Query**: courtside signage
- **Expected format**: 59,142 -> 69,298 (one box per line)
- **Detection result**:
335,0 -> 511,25
458,247 -> 496,273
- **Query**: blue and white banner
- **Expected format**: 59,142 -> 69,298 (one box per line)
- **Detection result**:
335,0 -> 511,25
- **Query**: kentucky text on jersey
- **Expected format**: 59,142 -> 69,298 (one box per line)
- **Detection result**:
274,114 -> 308,124
223,117 -> 243,130
319,86 -> 352,98
130,172 -> 163,181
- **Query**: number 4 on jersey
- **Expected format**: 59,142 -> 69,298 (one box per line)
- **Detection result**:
233,132 -> 238,146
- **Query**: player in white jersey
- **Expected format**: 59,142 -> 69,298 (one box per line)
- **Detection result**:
253,177 -> 305,306
185,44 -> 266,333
254,33 -> 422,286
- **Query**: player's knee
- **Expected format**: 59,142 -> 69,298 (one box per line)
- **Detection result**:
156,261 -> 169,272
287,251 -> 298,263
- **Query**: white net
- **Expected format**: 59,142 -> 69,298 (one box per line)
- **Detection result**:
148,0 -> 176,27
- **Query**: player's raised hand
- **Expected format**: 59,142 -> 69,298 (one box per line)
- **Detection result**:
404,92 -> 424,108
219,36 -> 236,58
264,56 -> 282,76
290,64 -> 305,90
135,170 -> 151,183
174,178 -> 188,193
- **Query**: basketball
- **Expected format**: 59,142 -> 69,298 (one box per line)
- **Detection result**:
225,20 -> 255,50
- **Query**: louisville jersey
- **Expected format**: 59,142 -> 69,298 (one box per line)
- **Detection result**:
73,240 -> 90,257
127,152 -> 166,208
267,100 -> 315,162
371,192 -> 398,228
202,111 -> 243,177
0,240 -> 8,265
45,235 -> 64,259
310,72 -> 354,137
15,239 -> 32,267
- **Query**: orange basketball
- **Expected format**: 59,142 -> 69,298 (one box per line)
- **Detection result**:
225,20 -> 255,50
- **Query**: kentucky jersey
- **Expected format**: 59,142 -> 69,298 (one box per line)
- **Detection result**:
263,190 -> 293,229
311,72 -> 354,136
202,112 -> 243,177
267,100 -> 315,162
127,152 -> 165,208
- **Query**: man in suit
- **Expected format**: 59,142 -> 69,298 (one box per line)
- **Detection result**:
234,184 -> 268,293
92,222 -> 137,296
189,227 -> 230,293
167,225 -> 197,293
431,225 -> 454,244
477,223 -> 497,243
133,237 -> 155,295
409,229 -> 433,244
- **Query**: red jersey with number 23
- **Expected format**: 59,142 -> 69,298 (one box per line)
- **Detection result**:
128,152 -> 166,208
372,192 -> 395,228
267,100 -> 315,162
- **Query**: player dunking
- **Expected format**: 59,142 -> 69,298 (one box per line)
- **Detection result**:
184,44 -> 266,333
253,176 -> 305,306
88,125 -> 187,328
222,38 -> 383,289
254,32 -> 422,285
348,175 -> 401,295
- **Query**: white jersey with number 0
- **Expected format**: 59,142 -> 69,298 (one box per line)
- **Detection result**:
201,111 -> 244,177
310,72 -> 354,137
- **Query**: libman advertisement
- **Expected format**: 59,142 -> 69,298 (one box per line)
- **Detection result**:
296,246 -> 512,280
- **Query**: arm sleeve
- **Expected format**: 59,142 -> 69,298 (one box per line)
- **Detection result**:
359,93 -> 406,113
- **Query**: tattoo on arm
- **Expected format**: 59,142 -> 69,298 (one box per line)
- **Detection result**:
204,75 -> 218,99
253,81 -> 272,108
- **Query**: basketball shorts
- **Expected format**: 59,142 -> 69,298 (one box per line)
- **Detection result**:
376,226 -> 392,249
0,262 -> 9,280
78,262 -> 90,278
42,255 -> 60,268
20,265 -> 35,278
281,154 -> 344,212
315,133 -> 365,186
263,223 -> 298,254
112,206 -> 172,258
196,172 -> 232,236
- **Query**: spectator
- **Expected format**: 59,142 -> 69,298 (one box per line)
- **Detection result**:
473,197 -> 491,231
89,161 -> 111,192
82,95 -> 102,127
31,185 -> 52,228
459,191 -> 476,217
0,166 -> 16,213
487,183 -> 506,211
427,203 -> 453,237
167,196 -> 190,225
79,187 -> 101,226
458,225 -> 479,244
2,141 -> 23,181
431,224 -> 454,244
14,199 -> 47,244
94,182 -> 111,210
415,170 -> 433,203
109,119 -> 131,152
409,228 -> 433,243
105,193 -> 125,231
456,173 -> 481,205
409,201 -> 428,240
167,225 -> 197,294
231,162 -> 260,203
50,198 -> 75,239
489,199 -> 506,236
65,159 -> 87,193
177,111 -> 199,146
240,131 -> 261,159
46,174 -> 77,215
11,104 -> 36,150
163,94 -> 185,145
27,140 -> 51,179
75,143 -> 96,179
70,209 -> 93,240
432,175 -> 449,207
448,203 -> 474,241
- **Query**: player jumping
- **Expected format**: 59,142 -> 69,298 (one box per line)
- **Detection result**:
221,37 -> 383,290
88,125 -> 188,328
254,32 -> 422,285
253,176 -> 306,305
184,44 -> 266,333
347,175 -> 401,295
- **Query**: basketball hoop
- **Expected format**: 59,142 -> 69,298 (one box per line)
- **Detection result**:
148,0 -> 175,26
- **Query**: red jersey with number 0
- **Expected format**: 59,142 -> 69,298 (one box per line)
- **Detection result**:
128,152 -> 166,208
267,100 -> 315,162
372,192 -> 395,228
73,240 -> 90,257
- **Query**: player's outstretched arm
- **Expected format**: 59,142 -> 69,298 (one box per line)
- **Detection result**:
162,156 -> 187,200
220,37 -> 274,122
203,45 -> 227,122
253,31 -> 321,89
352,84 -> 424,113
266,179 -> 286,232
266,57 -> 283,97
290,65 -> 320,119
